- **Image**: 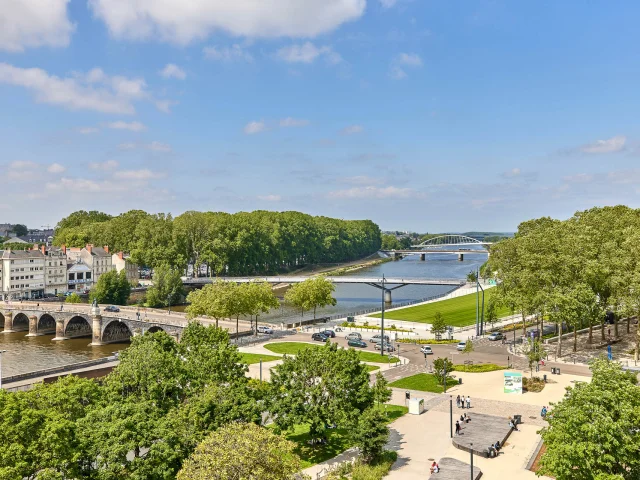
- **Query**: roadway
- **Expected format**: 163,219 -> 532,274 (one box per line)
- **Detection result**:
183,276 -> 466,286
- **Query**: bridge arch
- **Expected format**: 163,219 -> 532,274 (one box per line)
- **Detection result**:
147,326 -> 165,334
65,316 -> 92,338
13,312 -> 29,332
0,311 -> 4,329
102,320 -> 133,344
37,314 -> 56,334
415,235 -> 486,248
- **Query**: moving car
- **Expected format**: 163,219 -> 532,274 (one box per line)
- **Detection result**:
104,305 -> 120,313
488,332 -> 503,341
370,334 -> 390,343
322,330 -> 336,338
347,339 -> 368,348
311,332 -> 329,342
346,332 -> 362,341
420,345 -> 433,355
257,326 -> 273,334
456,341 -> 467,351
374,342 -> 395,352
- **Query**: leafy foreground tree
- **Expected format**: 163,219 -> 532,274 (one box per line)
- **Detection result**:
146,264 -> 185,308
90,269 -> 131,305
270,342 -> 373,439
372,371 -> 392,409
539,358 -> 640,480
177,422 -> 304,480
433,357 -> 455,388
65,292 -> 82,303
430,311 -> 447,339
284,277 -> 337,321
351,407 -> 390,463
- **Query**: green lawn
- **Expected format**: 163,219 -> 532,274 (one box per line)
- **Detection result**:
239,353 -> 281,365
263,342 -> 397,364
365,365 -> 380,372
389,373 -> 458,393
370,288 -> 511,326
452,363 -> 505,373
282,405 -> 407,468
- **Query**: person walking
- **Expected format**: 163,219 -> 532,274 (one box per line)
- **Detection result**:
456,395 -> 461,408
466,395 -> 471,409
455,420 -> 461,436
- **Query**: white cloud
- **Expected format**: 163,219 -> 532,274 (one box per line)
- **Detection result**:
89,160 -> 119,171
379,0 -> 398,7
148,141 -> 172,152
47,163 -> 66,174
276,42 -> 342,64
159,63 -> 186,80
78,127 -> 99,134
106,120 -> 147,132
389,66 -> 406,80
46,177 -> 125,194
563,173 -> 594,183
397,53 -> 423,67
244,121 -> 266,135
9,160 -> 36,169
114,169 -> 164,180
0,63 -> 166,115
0,0 -> 74,52
580,135 -> 626,154
280,117 -> 310,127
258,194 -> 282,202
341,124 -> 364,135
502,168 -> 521,178
88,0 -> 366,44
203,45 -> 253,62
330,185 -> 417,199
339,175 -> 384,185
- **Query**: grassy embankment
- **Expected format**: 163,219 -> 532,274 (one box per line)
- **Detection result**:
370,288 -> 511,327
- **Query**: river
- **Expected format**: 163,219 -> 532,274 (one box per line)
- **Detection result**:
0,251 -> 487,377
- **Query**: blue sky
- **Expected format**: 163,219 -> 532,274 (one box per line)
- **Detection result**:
1,0 -> 640,232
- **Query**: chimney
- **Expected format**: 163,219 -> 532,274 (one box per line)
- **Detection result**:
41,244 -> 46,255
86,244 -> 93,254
61,244 -> 66,255
118,251 -> 124,260
33,244 -> 39,251
103,245 -> 109,254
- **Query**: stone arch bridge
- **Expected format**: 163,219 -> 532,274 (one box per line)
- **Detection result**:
0,309 -> 185,345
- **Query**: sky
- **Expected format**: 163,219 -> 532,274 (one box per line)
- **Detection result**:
1,0 -> 640,232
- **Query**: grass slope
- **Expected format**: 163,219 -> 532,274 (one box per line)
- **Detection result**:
239,353 -> 281,365
264,342 -> 397,364
370,288 -> 511,326
389,373 -> 458,393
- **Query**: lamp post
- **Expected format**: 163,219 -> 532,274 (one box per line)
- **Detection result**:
0,350 -> 6,389
380,274 -> 385,357
449,395 -> 453,438
470,443 -> 474,480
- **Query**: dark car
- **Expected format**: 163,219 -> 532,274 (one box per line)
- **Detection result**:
348,339 -> 368,348
312,333 -> 329,342
322,330 -> 336,338
104,306 -> 120,313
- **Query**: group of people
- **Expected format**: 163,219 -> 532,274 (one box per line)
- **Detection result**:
488,440 -> 502,458
455,394 -> 471,409
429,461 -> 439,474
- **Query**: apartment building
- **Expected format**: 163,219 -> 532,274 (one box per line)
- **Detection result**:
66,244 -> 113,284
112,251 -> 139,285
1,249 -> 45,299
44,246 -> 67,295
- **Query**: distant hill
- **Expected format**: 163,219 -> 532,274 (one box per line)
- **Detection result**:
461,232 -> 514,242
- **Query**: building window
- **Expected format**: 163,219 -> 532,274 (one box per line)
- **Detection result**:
86,272 -> 92,280
78,273 -> 84,280
69,273 -> 75,280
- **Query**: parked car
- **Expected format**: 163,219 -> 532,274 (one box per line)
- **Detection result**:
488,332 -> 503,341
104,306 -> 120,313
374,342 -> 395,352
257,326 -> 273,334
322,330 -> 336,338
420,345 -> 433,355
456,341 -> 467,351
348,339 -> 368,348
370,334 -> 390,343
346,332 -> 362,341
311,333 -> 329,342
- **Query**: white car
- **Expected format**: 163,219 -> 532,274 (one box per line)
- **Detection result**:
420,345 -> 433,355
456,341 -> 467,351
257,326 -> 274,334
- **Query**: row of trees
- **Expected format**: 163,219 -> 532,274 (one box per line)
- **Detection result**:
53,210 -> 382,275
0,323 -> 392,479
488,206 -> 640,357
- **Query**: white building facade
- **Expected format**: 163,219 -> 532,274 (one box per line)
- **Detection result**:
1,249 -> 45,299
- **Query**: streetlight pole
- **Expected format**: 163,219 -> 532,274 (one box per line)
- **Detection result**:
470,443 -> 474,480
380,274 -> 385,357
0,350 -> 6,389
449,395 -> 453,438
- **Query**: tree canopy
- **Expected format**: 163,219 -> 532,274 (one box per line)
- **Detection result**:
89,269 -> 131,305
146,264 -> 185,308
284,277 -> 337,319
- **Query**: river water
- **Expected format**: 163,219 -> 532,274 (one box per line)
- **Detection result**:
0,251 -> 487,377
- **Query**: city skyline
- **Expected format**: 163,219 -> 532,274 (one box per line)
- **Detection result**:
2,1 -> 640,231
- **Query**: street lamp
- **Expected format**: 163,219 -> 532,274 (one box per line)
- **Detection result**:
0,350 -> 7,389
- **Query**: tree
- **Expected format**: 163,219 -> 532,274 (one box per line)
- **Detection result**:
186,281 -> 234,328
11,224 -> 28,237
66,292 -> 82,303
89,270 -> 131,305
466,270 -> 478,283
351,408 -> 389,463
539,359 -> 640,480
485,298 -> 498,330
245,281 -> 279,335
146,264 -> 185,308
372,371 -> 392,408
284,277 -> 337,321
462,339 -> 474,359
432,357 -> 454,388
270,342 -> 373,439
381,234 -> 401,250
177,423 -> 303,480
523,339 -> 545,377
431,311 -> 447,339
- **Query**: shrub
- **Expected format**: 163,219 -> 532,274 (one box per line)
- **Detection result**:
523,376 -> 546,392
65,293 -> 82,304
397,338 -> 459,345
452,363 -> 505,373
326,451 -> 398,480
